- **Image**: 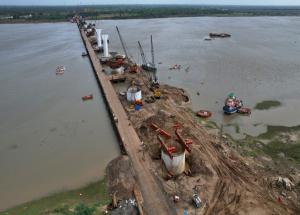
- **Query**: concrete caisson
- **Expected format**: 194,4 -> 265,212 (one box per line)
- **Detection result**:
161,150 -> 185,175
126,86 -> 142,102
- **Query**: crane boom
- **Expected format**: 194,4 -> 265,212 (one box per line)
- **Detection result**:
138,41 -> 147,66
116,26 -> 129,60
151,35 -> 155,66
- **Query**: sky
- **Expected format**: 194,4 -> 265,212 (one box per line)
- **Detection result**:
1,0 -> 300,6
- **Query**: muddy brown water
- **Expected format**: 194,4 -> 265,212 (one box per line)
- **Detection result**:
0,23 -> 119,211
96,16 -> 300,138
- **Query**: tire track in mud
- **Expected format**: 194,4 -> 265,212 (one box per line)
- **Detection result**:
168,105 -> 291,214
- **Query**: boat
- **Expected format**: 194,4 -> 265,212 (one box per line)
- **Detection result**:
223,93 -> 244,114
169,64 -> 181,70
196,110 -> 212,118
223,105 -> 238,115
82,94 -> 93,101
237,107 -> 251,115
56,66 -> 65,75
82,52 -> 88,57
204,36 -> 212,41
209,33 -> 231,38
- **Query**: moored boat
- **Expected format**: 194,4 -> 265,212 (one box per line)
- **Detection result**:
223,92 -> 245,115
237,107 -> 251,115
56,65 -> 65,75
82,94 -> 93,101
196,110 -> 212,118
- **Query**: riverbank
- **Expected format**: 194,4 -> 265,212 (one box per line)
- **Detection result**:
0,178 -> 109,215
0,19 -> 67,24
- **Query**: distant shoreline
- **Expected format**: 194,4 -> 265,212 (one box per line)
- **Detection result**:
0,19 -> 66,24
1,14 -> 300,24
1,5 -> 300,24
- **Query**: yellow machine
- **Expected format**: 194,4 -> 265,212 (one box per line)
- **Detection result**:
154,89 -> 161,99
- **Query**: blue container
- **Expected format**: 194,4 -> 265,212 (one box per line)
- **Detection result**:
134,104 -> 141,111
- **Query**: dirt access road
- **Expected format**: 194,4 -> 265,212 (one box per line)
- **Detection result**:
79,28 -> 176,215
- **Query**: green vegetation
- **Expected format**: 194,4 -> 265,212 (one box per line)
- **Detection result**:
0,179 -> 109,215
259,125 -> 300,139
241,149 -> 258,158
254,100 -> 281,110
1,5 -> 300,23
236,124 -> 300,162
262,140 -> 300,162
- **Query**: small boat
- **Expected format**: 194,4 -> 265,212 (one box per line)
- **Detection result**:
56,66 -> 65,75
209,33 -> 231,38
82,94 -> 93,101
237,107 -> 251,115
196,110 -> 212,118
204,36 -> 212,41
82,52 -> 88,57
169,64 -> 181,70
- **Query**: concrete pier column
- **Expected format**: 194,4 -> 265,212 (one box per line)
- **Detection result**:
102,34 -> 109,57
96,29 -> 102,48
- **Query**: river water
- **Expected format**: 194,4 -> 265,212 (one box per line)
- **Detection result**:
0,23 -> 119,210
97,16 -> 300,138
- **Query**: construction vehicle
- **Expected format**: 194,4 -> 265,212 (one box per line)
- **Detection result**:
154,89 -> 161,99
192,194 -> 202,208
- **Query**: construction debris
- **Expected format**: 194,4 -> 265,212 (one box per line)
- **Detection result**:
276,177 -> 295,191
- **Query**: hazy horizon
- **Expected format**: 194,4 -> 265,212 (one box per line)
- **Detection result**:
1,0 -> 300,6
